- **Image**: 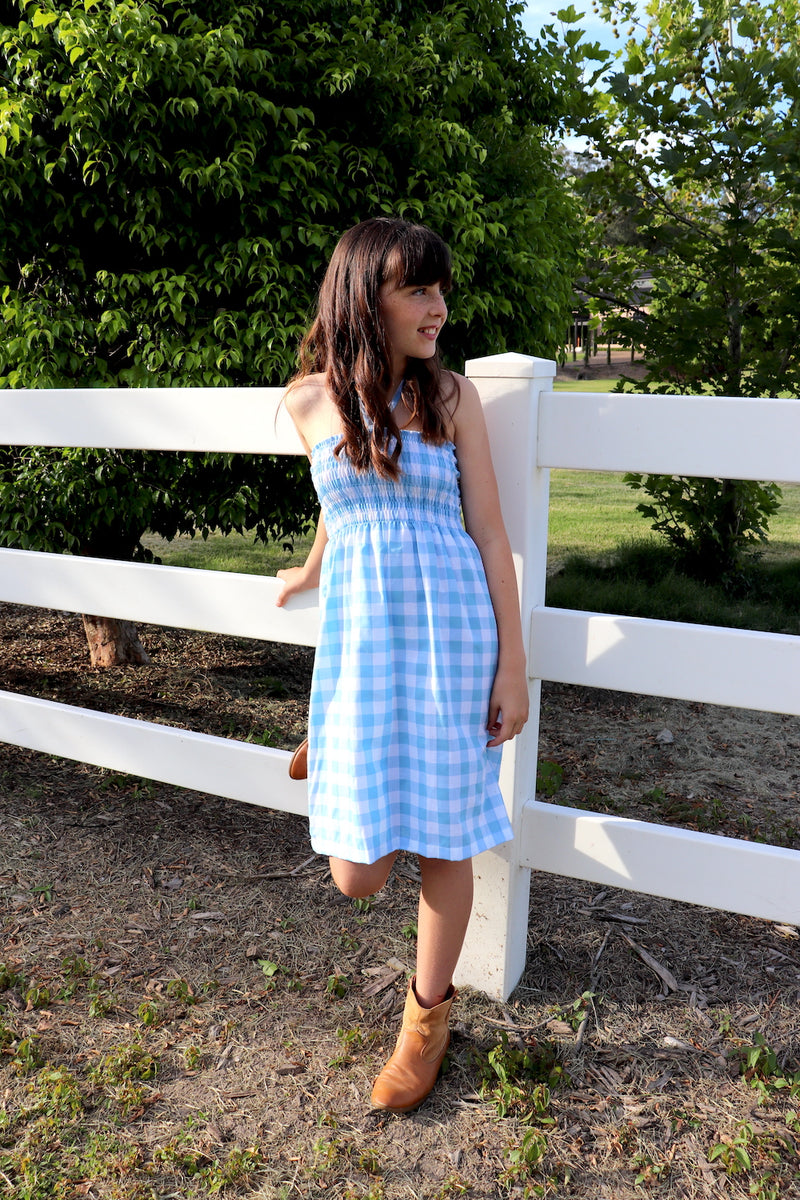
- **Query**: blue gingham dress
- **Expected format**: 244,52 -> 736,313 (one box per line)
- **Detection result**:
307,427 -> 513,863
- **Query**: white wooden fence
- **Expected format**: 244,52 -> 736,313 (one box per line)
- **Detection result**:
2,353 -> 799,1001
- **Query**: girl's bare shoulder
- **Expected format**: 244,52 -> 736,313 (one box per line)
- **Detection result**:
283,372 -> 329,419
283,373 -> 342,452
441,370 -> 481,432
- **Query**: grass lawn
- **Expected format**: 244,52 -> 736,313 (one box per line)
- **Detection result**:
145,473 -> 800,576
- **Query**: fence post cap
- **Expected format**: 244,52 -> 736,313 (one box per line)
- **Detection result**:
465,352 -> 556,378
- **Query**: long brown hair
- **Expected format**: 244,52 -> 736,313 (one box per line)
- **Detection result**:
295,217 -> 457,478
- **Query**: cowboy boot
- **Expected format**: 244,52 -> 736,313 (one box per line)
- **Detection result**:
370,976 -> 456,1113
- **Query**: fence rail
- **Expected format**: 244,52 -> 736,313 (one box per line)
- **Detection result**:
2,354 -> 799,999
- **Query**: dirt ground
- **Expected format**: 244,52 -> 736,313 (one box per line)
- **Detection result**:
1,603 -> 800,1199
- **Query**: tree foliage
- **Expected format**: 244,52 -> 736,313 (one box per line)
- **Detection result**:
0,0 -> 579,566
543,0 -> 800,578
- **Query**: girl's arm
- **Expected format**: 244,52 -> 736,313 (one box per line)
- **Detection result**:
275,377 -> 330,607
451,375 -> 529,747
275,512 -> 328,607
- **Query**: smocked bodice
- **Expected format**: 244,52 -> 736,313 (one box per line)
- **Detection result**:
310,431 -> 462,539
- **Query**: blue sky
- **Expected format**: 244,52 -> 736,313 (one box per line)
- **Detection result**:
518,2 -> 625,54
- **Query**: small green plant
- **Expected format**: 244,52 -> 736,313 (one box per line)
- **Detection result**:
536,760 -> 564,797
357,1147 -> 383,1176
87,980 -> 115,1018
137,998 -> 163,1027
56,954 -> 92,1000
25,1066 -> 85,1118
166,977 -> 197,1005
739,1033 -> 800,1104
81,1131 -> 143,1182
708,1121 -> 756,1175
631,1149 -> 668,1187
561,990 -> 595,1032
245,727 -> 281,747
430,1177 -> 471,1199
88,1042 -> 159,1116
312,1137 -> 346,1176
0,961 -> 25,992
329,1026 -> 364,1068
257,959 -> 291,991
202,1145 -> 265,1193
183,1044 -> 201,1071
501,1126 -> 549,1192
12,1034 -> 44,1075
326,973 -> 349,999
402,920 -> 418,940
353,897 -> 372,914
254,675 -> 289,697
478,1033 -> 564,1123
24,983 -> 51,1010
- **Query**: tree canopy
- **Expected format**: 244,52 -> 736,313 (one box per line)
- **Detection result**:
541,0 -> 800,578
0,0 -> 579,589
1,0 -> 577,390
557,0 -> 800,399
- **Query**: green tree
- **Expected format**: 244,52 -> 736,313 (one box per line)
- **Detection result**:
545,1 -> 800,579
0,0 -> 579,661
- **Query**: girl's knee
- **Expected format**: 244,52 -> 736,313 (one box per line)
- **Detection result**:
329,853 -> 396,898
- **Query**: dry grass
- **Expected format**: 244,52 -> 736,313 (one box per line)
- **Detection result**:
1,604 -> 799,1199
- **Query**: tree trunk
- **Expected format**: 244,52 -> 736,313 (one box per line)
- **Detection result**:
81,615 -> 151,666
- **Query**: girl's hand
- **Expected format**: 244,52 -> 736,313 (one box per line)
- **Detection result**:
486,661 -> 529,747
275,566 -> 318,608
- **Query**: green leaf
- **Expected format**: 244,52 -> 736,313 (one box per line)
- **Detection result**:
32,9 -> 59,28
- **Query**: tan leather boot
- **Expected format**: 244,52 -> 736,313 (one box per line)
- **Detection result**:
370,977 -> 456,1112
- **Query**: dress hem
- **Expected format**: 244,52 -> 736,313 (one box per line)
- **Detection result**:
308,830 -> 513,866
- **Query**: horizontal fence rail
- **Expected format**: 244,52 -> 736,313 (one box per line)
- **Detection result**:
538,391 -> 800,479
519,801 -> 800,925
0,386 -> 302,453
2,359 -> 800,999
529,608 -> 800,717
0,549 -> 319,646
0,689 -> 309,818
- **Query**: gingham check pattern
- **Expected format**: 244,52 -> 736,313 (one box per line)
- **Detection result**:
306,432 -> 513,864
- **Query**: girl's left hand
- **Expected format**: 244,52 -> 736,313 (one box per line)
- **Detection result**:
486,663 -> 529,747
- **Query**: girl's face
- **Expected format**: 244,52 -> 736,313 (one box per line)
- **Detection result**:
378,278 -> 448,374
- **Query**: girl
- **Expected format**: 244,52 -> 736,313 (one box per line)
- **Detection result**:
276,217 -> 528,1112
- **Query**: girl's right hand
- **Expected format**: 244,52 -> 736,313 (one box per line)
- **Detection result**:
275,566 -> 317,607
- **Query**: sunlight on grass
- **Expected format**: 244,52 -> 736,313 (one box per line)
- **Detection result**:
145,473 -> 799,579
142,529 -> 311,576
552,377 -> 620,393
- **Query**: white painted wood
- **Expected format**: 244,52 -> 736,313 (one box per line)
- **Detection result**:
0,549 -> 320,646
0,387 -> 305,454
0,689 -> 309,818
530,608 -> 800,717
455,354 -> 556,1000
538,391 -> 800,482
520,799 -> 800,926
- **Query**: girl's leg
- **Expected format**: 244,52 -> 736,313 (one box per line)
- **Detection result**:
329,851 -> 397,899
370,855 -> 472,1112
414,855 -> 474,1008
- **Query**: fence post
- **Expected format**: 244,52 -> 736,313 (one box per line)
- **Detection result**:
455,353 -> 556,1000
